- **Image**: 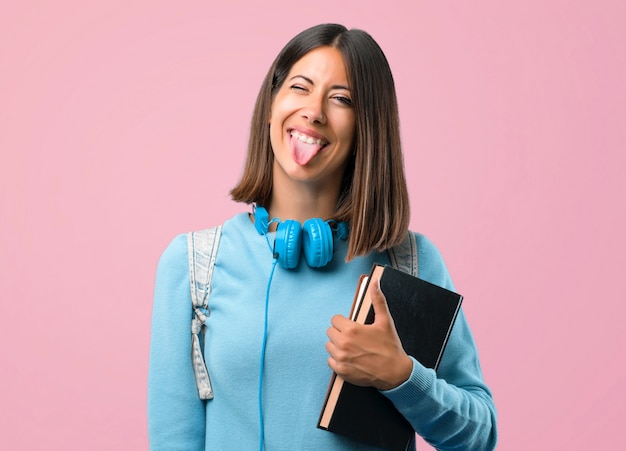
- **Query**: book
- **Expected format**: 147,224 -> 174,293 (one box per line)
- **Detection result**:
317,263 -> 463,451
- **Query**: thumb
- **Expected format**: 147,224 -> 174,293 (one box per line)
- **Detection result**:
370,278 -> 393,326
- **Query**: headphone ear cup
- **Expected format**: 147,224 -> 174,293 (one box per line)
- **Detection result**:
302,219 -> 333,268
275,220 -> 302,269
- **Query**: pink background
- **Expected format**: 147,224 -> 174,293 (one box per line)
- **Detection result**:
1,1 -> 624,449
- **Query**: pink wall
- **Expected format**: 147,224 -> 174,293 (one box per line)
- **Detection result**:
1,1 -> 624,449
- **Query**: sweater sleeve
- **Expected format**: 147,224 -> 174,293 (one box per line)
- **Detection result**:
147,234 -> 206,451
381,234 -> 498,450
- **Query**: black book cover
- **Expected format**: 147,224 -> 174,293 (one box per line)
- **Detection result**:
317,264 -> 463,450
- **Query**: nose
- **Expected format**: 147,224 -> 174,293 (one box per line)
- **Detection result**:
301,94 -> 326,124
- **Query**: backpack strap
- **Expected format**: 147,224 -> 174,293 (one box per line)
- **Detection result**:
188,226 -> 222,400
387,231 -> 419,277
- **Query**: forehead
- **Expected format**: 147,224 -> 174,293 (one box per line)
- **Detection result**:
287,46 -> 349,86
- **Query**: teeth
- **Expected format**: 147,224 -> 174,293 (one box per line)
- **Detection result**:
290,130 -> 326,146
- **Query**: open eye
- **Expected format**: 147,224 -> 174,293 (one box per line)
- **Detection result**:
333,95 -> 353,106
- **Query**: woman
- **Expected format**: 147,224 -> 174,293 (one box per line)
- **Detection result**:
148,23 -> 497,450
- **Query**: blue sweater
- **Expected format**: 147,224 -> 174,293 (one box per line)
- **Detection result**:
148,212 -> 497,450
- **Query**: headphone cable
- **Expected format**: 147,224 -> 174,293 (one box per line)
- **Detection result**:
258,257 -> 278,451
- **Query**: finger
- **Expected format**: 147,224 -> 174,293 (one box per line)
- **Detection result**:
326,325 -> 341,344
330,313 -> 351,331
327,356 -> 339,373
369,278 -> 392,326
327,321 -> 357,352
325,339 -> 346,372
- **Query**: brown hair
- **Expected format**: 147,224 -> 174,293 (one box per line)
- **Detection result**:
230,24 -> 410,260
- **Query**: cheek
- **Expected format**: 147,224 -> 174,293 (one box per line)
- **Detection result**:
337,109 -> 355,136
339,117 -> 356,145
269,123 -> 280,153
270,92 -> 300,122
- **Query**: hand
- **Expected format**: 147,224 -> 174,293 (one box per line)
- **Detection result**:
325,278 -> 413,391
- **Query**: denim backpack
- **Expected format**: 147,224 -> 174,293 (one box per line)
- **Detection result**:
187,226 -> 418,400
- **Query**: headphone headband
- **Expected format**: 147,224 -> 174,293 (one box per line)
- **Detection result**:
252,205 -> 348,269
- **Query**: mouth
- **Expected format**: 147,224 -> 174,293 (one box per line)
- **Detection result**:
289,129 -> 329,147
288,129 -> 329,166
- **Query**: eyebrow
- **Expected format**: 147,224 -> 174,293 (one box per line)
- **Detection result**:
289,75 -> 351,91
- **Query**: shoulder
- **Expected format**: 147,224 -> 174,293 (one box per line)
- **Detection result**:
412,232 -> 456,291
157,233 -> 189,274
154,213 -> 249,280
152,234 -> 192,299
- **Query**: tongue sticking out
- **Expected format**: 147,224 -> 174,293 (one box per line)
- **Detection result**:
291,134 -> 325,166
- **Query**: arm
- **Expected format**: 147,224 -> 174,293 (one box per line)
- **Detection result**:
383,234 -> 497,450
382,311 -> 497,450
147,234 -> 206,451
327,234 -> 497,450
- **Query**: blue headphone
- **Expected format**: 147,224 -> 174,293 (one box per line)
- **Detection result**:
253,205 -> 349,269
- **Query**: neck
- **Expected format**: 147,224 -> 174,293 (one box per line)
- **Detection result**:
267,195 -> 337,223
267,159 -> 345,223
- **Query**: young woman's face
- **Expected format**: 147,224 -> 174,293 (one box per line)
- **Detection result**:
269,46 -> 355,191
